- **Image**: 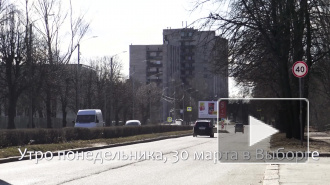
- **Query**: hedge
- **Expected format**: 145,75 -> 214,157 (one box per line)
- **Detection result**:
0,125 -> 192,147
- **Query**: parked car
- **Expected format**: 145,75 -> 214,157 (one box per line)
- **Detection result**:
125,120 -> 141,126
73,109 -> 104,128
193,120 -> 214,138
175,119 -> 183,125
234,123 -> 244,133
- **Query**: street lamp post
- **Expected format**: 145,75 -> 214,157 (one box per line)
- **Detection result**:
109,57 -> 113,126
28,24 -> 33,128
189,89 -> 198,124
27,15 -> 55,127
182,83 -> 185,124
131,66 -> 135,120
146,71 -> 162,123
130,60 -> 148,120
182,87 -> 194,125
76,43 -> 80,112
107,51 -> 127,126
76,36 -> 98,112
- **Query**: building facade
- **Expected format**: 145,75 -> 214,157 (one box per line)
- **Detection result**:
130,28 -> 228,123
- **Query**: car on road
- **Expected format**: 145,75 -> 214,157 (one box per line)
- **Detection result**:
193,120 -> 214,137
125,120 -> 142,126
74,109 -> 104,128
234,123 -> 244,133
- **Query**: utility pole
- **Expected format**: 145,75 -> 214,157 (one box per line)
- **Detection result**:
108,51 -> 126,126
76,43 -> 80,112
132,66 -> 135,119
28,24 -> 34,128
149,85 -> 151,123
173,81 -> 176,122
182,83 -> 185,124
76,36 -> 97,112
104,77 -> 107,126
110,57 -> 113,126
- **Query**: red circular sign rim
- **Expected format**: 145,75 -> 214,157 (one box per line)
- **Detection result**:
292,61 -> 308,78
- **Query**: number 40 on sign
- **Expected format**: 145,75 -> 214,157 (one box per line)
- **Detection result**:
292,61 -> 308,78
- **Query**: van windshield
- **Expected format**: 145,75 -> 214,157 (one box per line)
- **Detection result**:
76,115 -> 96,123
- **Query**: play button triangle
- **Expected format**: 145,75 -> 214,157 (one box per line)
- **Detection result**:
249,116 -> 279,147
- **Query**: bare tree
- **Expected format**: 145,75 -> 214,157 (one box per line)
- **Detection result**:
0,5 -> 29,129
32,0 -> 89,128
135,83 -> 162,125
83,56 -> 123,126
193,0 -> 330,138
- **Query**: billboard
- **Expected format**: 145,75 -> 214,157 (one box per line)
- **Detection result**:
198,101 -> 218,118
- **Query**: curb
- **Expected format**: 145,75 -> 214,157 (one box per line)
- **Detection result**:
263,164 -> 279,185
0,133 -> 191,164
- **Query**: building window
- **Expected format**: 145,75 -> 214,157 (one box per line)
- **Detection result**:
204,74 -> 208,78
149,52 -> 156,57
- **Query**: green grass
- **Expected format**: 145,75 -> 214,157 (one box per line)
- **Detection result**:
0,130 -> 192,159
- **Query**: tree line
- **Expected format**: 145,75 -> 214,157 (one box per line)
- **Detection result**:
194,0 -> 330,136
0,0 -> 164,129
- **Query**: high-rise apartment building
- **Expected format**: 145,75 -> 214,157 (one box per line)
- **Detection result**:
130,28 -> 228,123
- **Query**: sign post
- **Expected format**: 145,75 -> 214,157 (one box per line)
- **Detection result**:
219,101 -> 227,119
292,61 -> 308,146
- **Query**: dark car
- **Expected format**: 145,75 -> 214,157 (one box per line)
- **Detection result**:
234,123 -> 244,133
193,120 -> 214,137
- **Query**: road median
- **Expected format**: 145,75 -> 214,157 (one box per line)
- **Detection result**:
0,130 -> 192,163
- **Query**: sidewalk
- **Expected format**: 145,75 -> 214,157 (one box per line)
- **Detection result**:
309,131 -> 330,144
263,131 -> 330,185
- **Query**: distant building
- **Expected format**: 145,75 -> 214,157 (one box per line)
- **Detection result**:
130,28 -> 228,123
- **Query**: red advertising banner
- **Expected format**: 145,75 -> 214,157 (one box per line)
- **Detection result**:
219,101 -> 227,118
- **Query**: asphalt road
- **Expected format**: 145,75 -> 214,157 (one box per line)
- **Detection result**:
0,128 -> 268,185
219,125 -> 275,163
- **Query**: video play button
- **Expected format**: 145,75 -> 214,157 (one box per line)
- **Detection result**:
249,116 -> 279,146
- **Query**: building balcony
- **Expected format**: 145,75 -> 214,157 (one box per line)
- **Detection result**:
147,71 -> 162,77
181,51 -> 194,56
181,59 -> 195,64
180,45 -> 195,50
147,56 -> 163,60
183,66 -> 195,71
180,35 -> 193,39
147,62 -> 162,68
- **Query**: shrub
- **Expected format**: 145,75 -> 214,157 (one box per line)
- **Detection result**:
74,128 -> 92,140
63,127 -> 77,141
0,125 -> 192,147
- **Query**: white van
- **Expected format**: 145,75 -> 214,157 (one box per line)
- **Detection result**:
74,109 -> 104,128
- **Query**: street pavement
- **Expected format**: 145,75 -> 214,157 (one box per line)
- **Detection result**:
0,127 -> 330,185
264,131 -> 330,185
0,131 -> 266,185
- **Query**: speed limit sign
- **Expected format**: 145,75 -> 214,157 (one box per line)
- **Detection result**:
292,61 -> 308,78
